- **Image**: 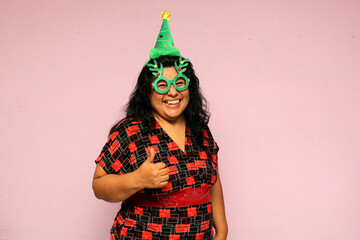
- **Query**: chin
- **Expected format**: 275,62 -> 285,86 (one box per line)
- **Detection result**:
158,111 -> 184,122
164,114 -> 181,121
165,110 -> 184,118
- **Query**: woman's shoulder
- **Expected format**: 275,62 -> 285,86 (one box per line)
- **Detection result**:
201,123 -> 220,151
110,117 -> 144,133
202,123 -> 214,137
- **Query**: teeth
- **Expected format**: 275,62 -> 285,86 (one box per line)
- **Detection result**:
165,100 -> 180,105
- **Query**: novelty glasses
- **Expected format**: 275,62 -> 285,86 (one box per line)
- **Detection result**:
147,57 -> 190,94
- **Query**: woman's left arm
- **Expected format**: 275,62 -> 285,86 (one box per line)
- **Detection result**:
210,168 -> 228,239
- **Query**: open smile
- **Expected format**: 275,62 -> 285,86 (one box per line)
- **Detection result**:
164,99 -> 181,105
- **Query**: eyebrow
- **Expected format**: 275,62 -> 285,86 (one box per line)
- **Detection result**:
158,73 -> 184,81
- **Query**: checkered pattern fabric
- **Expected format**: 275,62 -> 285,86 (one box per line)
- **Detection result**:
95,118 -> 219,239
111,201 -> 214,239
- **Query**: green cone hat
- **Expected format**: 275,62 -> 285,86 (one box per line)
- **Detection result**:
149,10 -> 181,59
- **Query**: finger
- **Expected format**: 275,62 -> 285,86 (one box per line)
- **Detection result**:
158,168 -> 169,176
159,174 -> 169,181
158,181 -> 168,188
154,162 -> 167,169
145,148 -> 156,163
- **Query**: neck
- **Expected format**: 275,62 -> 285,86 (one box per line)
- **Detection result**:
153,113 -> 186,127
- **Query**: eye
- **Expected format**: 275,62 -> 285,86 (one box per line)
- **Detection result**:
156,80 -> 168,90
175,78 -> 186,88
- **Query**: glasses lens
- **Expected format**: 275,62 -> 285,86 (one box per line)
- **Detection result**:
175,78 -> 186,90
156,80 -> 168,91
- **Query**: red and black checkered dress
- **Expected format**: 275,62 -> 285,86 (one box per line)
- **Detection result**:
95,118 -> 219,240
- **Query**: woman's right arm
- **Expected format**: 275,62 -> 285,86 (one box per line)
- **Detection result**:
92,148 -> 169,203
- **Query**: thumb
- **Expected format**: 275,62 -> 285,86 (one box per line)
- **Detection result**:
145,148 -> 156,163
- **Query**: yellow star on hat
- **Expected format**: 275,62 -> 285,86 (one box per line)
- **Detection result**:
161,9 -> 171,21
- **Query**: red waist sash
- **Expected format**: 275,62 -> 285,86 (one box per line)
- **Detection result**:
125,186 -> 211,207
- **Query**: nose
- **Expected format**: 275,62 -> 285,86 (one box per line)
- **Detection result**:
167,83 -> 179,96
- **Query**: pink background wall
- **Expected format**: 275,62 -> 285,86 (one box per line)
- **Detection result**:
1,0 -> 360,239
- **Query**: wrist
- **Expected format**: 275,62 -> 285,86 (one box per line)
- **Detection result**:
131,170 -> 146,190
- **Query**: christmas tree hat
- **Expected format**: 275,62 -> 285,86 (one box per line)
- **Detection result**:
149,10 -> 181,59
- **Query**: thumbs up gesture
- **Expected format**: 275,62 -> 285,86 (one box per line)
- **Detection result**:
135,148 -> 169,189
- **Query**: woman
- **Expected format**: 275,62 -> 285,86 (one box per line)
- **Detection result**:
92,11 -> 227,240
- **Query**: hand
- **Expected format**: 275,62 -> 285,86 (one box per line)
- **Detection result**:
135,148 -> 169,189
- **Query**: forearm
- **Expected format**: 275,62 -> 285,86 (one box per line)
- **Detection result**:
92,170 -> 143,203
93,149 -> 169,203
210,172 -> 228,238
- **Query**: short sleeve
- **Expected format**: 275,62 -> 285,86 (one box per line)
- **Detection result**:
202,124 -> 220,171
95,130 -> 131,175
203,124 -> 220,154
214,139 -> 220,155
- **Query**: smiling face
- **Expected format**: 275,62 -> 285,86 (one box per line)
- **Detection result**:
150,66 -> 190,123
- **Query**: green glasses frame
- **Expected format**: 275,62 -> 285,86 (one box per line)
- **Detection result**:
147,57 -> 190,94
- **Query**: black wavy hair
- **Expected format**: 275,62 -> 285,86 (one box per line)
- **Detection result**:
110,55 -> 210,146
